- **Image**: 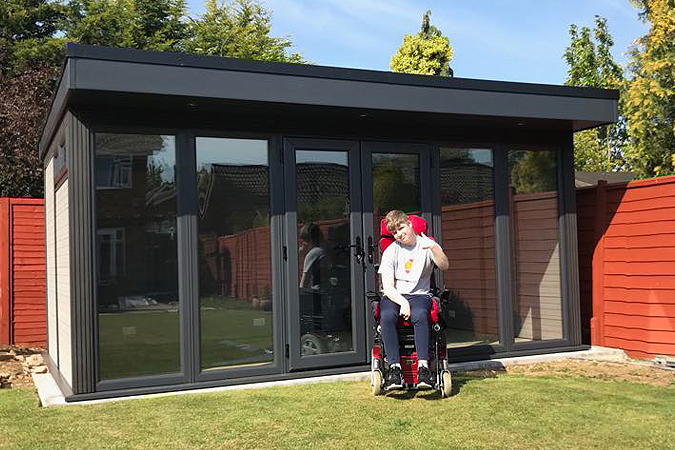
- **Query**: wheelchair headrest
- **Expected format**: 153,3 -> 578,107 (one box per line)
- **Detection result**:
380,214 -> 428,252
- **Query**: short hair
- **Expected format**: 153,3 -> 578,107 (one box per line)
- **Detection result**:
299,222 -> 321,244
385,210 -> 409,233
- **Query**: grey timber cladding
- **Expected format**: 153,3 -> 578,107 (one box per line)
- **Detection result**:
67,112 -> 96,393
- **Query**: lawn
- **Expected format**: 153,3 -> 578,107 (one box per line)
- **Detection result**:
98,299 -> 273,379
1,364 -> 674,450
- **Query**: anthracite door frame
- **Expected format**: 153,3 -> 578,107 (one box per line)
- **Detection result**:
283,138 -> 367,371
89,124 -> 192,392
359,141 -> 433,358
187,130 -> 286,383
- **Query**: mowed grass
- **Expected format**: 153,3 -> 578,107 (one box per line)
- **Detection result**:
99,307 -> 273,379
2,371 -> 674,450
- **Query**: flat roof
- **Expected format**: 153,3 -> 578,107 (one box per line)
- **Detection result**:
39,44 -> 619,157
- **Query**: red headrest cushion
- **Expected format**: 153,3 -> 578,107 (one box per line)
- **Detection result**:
379,214 -> 427,252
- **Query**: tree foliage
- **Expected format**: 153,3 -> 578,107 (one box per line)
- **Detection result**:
390,10 -> 453,76
185,0 -> 303,62
0,65 -> 57,197
0,0 -> 304,197
564,16 -> 626,172
0,0 -> 67,75
64,0 -> 189,51
624,0 -> 675,177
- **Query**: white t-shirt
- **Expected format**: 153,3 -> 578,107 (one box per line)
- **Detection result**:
302,246 -> 326,289
377,238 -> 433,295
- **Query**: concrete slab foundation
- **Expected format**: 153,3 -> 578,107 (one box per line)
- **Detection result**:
33,346 -> 627,407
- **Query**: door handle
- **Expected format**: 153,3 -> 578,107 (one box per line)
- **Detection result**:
367,236 -> 375,264
353,236 -> 365,265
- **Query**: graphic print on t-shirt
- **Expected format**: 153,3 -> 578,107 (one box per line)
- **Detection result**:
404,258 -> 413,274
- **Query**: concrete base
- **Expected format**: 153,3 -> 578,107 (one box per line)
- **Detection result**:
32,346 -> 627,407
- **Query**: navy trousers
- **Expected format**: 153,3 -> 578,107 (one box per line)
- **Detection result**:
380,294 -> 432,365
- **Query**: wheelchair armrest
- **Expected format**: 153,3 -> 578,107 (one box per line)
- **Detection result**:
366,291 -> 380,303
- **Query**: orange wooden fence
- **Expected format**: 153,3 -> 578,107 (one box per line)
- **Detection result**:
577,174 -> 675,359
0,198 -> 46,346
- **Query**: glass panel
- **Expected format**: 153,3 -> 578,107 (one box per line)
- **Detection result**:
372,153 -> 420,267
196,138 -> 274,370
439,148 -> 499,348
296,150 -> 353,355
508,150 -> 563,341
95,134 -> 179,380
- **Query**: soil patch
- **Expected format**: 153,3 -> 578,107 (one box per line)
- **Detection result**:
503,359 -> 675,387
0,345 -> 45,389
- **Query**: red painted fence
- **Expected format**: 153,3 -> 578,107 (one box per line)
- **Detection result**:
577,174 -> 675,359
0,198 -> 46,346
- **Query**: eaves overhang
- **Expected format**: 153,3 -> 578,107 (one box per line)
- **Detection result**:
39,44 -> 619,159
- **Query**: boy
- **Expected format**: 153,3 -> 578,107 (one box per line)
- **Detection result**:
378,210 -> 449,389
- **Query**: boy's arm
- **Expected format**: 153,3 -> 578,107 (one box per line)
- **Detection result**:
419,232 -> 450,270
381,271 -> 411,319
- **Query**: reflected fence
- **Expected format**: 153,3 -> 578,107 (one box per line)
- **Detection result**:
2,175 -> 675,359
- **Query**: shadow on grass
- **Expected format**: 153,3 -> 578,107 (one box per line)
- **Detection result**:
383,369 -> 506,401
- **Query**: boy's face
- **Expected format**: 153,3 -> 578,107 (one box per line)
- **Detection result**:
392,220 -> 416,246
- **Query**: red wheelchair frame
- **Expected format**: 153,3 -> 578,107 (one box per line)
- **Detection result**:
368,214 -> 452,397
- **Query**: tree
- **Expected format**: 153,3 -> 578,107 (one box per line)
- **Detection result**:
624,0 -> 675,178
0,65 -> 56,197
390,10 -> 453,76
64,0 -> 188,52
563,16 -> 626,172
0,0 -> 67,75
185,0 -> 304,62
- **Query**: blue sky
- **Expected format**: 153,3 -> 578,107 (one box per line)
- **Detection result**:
185,0 -> 649,86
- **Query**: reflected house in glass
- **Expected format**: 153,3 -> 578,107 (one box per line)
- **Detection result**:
39,44 -> 618,401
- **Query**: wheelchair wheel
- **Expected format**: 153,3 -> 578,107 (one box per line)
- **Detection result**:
371,370 -> 382,396
441,371 -> 452,398
301,333 -> 326,356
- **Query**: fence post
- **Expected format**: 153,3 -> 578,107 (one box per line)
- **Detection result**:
591,181 -> 607,346
0,199 -> 9,345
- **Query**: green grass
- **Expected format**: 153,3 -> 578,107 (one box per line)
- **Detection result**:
99,305 -> 273,380
1,371 -> 674,450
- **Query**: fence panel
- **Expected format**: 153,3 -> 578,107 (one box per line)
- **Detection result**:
0,198 -> 46,346
578,175 -> 675,359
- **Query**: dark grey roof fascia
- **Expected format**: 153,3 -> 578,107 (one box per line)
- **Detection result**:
39,44 -> 620,159
65,44 -> 618,100
39,58 -> 72,159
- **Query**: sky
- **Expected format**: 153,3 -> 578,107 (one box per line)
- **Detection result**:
185,0 -> 649,86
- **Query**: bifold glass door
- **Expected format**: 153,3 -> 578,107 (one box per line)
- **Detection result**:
192,136 -> 285,382
283,139 -> 367,370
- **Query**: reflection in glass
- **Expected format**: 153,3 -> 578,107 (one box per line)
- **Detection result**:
509,150 -> 563,341
372,153 -> 420,267
296,150 -> 353,355
95,133 -> 180,380
196,138 -> 274,370
439,148 -> 499,348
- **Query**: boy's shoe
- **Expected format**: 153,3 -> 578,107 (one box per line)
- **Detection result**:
416,365 -> 433,389
385,365 -> 403,390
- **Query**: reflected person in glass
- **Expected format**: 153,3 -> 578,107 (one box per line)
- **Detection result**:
299,222 -> 327,290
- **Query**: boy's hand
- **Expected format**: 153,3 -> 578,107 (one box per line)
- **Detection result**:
399,300 -> 411,320
419,232 -> 439,250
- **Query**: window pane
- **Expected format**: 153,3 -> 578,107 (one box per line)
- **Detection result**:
372,153 -> 420,268
509,150 -> 563,341
95,133 -> 179,380
439,148 -> 498,348
296,150 -> 353,355
196,137 -> 274,370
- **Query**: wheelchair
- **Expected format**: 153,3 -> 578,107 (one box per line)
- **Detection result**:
368,214 -> 452,397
